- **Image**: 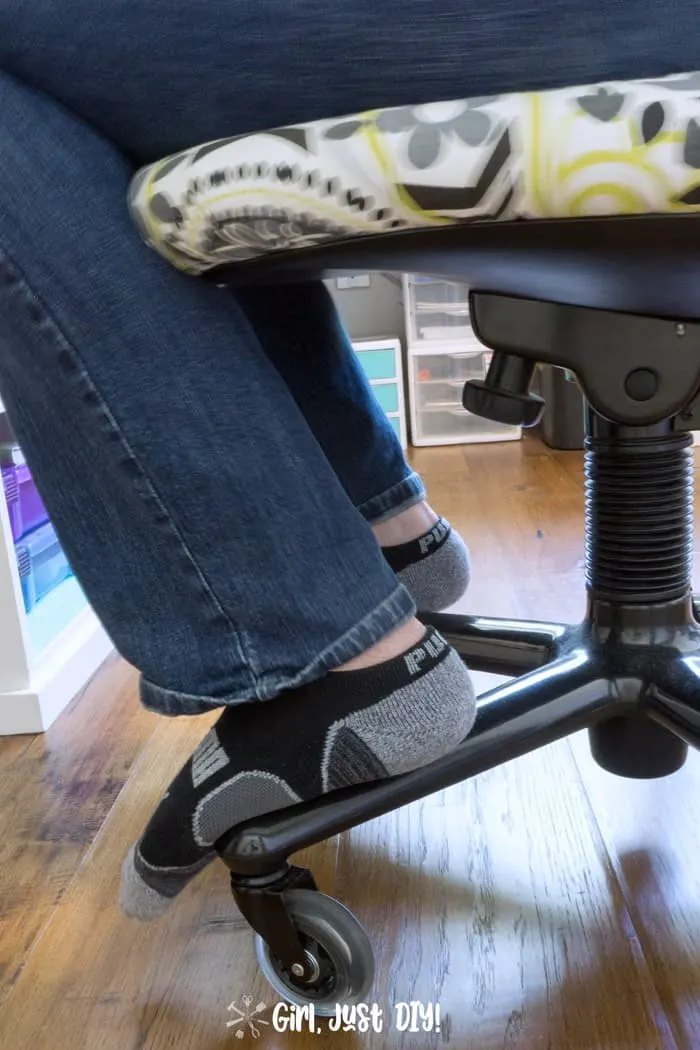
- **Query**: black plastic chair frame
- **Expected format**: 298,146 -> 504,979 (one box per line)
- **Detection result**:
211,213 -> 700,978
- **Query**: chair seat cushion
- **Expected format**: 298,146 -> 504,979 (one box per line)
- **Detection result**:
127,71 -> 700,275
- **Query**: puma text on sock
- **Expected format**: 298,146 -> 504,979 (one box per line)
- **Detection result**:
382,517 -> 471,611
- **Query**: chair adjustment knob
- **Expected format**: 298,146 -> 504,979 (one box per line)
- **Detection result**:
463,350 -> 546,428
463,380 -> 545,427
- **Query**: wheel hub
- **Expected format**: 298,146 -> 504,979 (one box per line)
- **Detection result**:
291,949 -> 322,983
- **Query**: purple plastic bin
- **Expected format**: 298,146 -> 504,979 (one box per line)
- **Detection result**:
2,464 -> 49,541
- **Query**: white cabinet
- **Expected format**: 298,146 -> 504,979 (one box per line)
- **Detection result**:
403,275 -> 522,447
0,402 -> 113,735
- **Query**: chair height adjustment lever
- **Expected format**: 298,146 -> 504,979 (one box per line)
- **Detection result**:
463,352 -> 545,427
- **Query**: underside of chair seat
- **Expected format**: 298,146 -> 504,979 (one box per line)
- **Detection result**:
128,70 -> 700,283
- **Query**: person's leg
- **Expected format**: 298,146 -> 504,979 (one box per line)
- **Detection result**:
0,69 -> 476,916
0,70 -> 404,705
1,0 -> 697,165
3,0 -> 694,620
236,282 -> 471,611
3,0 -> 691,615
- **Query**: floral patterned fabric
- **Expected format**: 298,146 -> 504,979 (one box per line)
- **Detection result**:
127,71 -> 700,275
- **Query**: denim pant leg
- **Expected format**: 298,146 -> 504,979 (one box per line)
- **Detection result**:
1,1 -> 699,166
4,4 -> 699,539
235,283 -> 425,525
0,71 -> 415,716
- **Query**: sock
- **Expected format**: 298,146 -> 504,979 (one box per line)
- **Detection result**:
382,517 -> 471,612
120,627 -> 476,921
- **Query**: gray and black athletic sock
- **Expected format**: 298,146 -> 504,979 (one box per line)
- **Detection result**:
120,626 -> 476,921
382,517 -> 471,612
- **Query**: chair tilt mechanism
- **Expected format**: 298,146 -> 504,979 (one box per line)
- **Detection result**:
128,71 -> 700,1009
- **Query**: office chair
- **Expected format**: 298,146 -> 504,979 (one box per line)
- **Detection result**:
128,70 -> 700,1011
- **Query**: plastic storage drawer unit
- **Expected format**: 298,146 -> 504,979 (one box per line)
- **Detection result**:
406,276 -> 472,342
15,522 -> 73,612
353,347 -> 397,380
2,464 -> 48,542
352,337 -> 408,449
408,348 -> 521,446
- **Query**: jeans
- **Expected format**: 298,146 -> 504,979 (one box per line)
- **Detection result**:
0,3 -> 697,715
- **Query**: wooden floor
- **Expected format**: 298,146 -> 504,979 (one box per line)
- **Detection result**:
2,434 -> 700,1049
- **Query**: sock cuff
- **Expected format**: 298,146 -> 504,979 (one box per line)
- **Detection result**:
382,517 -> 452,573
304,625 -> 453,720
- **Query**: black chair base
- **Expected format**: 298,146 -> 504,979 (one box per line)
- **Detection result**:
429,597 -> 700,778
215,595 -> 700,985
217,595 -> 700,872
213,290 -> 700,993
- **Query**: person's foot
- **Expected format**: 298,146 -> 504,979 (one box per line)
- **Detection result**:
119,625 -> 476,921
373,504 -> 471,612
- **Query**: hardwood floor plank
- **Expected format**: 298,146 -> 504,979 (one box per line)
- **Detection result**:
0,694 -> 668,1049
0,655 -> 155,1005
570,733 -> 700,1050
4,435 -> 700,1047
558,439 -> 700,1049
0,707 -> 336,1050
330,743 -> 669,1049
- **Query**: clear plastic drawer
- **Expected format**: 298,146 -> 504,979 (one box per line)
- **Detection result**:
406,276 -> 473,343
414,405 -> 518,444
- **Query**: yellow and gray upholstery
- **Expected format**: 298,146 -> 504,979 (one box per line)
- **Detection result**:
128,71 -> 700,276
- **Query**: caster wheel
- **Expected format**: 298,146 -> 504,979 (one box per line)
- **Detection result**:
254,889 -> 375,1016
